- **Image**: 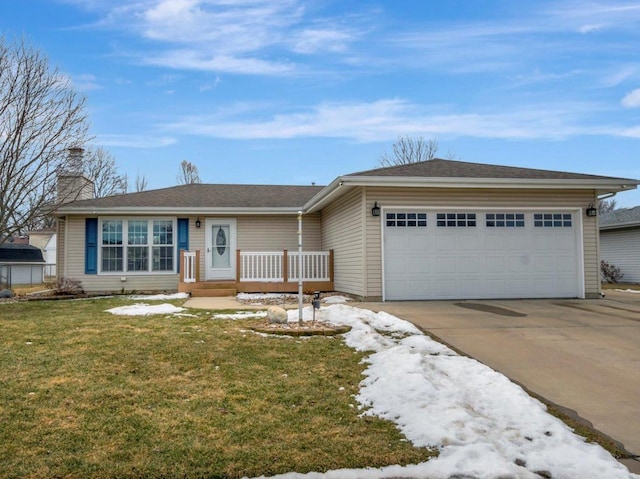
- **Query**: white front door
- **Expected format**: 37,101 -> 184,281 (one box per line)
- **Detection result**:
205,218 -> 237,280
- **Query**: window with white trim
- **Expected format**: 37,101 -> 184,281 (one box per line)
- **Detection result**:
486,213 -> 525,228
436,213 -> 476,227
100,219 -> 175,273
386,212 -> 427,227
153,220 -> 174,271
102,220 -> 123,272
534,213 -> 572,228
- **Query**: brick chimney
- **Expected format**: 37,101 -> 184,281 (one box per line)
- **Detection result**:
57,147 -> 95,204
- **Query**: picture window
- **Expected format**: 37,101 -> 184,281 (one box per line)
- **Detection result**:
100,219 -> 175,273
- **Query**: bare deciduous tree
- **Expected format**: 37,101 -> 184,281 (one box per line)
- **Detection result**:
176,160 -> 201,184
0,36 -> 88,245
84,147 -> 128,198
599,198 -> 617,215
379,136 -> 457,167
133,171 -> 149,192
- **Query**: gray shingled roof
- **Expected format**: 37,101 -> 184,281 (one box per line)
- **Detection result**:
0,244 -> 45,263
57,159 -> 639,213
600,205 -> 640,228
63,183 -> 325,209
346,159 -> 631,181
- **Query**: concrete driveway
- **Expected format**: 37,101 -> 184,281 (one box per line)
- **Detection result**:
357,291 -> 640,459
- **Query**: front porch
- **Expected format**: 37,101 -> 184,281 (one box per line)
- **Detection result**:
178,250 -> 334,297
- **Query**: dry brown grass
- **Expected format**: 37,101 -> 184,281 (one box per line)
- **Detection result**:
0,298 -> 434,478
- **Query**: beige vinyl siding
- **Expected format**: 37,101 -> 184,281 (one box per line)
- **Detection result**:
65,216 -> 179,293
190,214 -> 321,282
57,217 -> 66,280
364,187 -> 599,299
237,214 -> 321,251
600,228 -> 640,283
583,192 -> 599,296
321,188 -> 365,297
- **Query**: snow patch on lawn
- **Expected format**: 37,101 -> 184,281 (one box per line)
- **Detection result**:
614,289 -> 640,294
128,292 -> 189,300
252,304 -> 639,479
106,303 -> 186,316
322,295 -> 352,304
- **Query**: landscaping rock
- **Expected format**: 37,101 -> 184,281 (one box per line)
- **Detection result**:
267,306 -> 288,324
0,289 -> 14,298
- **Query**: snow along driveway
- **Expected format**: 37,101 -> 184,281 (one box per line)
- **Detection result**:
249,304 -> 638,479
104,296 -> 636,478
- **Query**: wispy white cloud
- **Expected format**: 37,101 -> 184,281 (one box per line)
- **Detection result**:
145,73 -> 182,87
160,98 -> 618,142
547,1 -> 640,32
621,88 -> 640,108
71,73 -> 101,91
391,1 -> 640,79
199,76 -> 221,92
578,23 -> 604,33
142,50 -> 295,75
617,125 -> 640,137
97,134 -> 177,148
77,0 -> 366,75
600,65 -> 640,87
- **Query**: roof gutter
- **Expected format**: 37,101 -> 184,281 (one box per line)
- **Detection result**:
55,206 -> 306,216
303,175 -> 639,212
339,175 -> 639,190
302,177 -> 348,213
600,221 -> 640,230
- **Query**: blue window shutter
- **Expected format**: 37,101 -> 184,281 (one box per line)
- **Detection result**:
85,218 -> 98,274
177,218 -> 189,272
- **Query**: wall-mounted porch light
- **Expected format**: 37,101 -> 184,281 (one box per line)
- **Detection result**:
371,201 -> 381,217
195,218 -> 201,228
585,203 -> 597,217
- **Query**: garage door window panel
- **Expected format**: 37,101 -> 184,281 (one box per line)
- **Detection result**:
534,213 -> 572,228
437,213 -> 476,227
486,213 -> 525,228
386,212 -> 427,227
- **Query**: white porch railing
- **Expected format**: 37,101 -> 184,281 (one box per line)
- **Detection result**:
288,251 -> 330,281
182,251 -> 197,283
239,251 -> 331,282
239,251 -> 284,282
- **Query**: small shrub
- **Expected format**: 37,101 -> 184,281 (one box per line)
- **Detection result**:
600,260 -> 624,283
56,277 -> 85,295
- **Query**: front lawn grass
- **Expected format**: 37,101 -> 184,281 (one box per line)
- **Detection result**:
0,298 -> 434,478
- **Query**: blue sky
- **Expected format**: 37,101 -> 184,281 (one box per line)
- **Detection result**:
2,0 -> 640,206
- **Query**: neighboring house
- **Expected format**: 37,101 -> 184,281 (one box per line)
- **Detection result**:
0,243 -> 46,287
29,229 -> 57,277
28,229 -> 55,251
54,159 -> 639,301
600,206 -> 640,283
43,234 -> 57,276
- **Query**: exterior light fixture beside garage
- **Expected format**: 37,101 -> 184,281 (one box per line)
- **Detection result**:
371,201 -> 381,217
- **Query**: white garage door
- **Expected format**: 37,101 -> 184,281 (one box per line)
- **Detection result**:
383,210 -> 581,300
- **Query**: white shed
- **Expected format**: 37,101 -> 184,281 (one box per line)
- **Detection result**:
0,243 -> 46,287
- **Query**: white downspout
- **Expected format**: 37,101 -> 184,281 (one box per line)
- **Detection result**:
297,211 -> 303,325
